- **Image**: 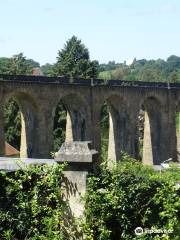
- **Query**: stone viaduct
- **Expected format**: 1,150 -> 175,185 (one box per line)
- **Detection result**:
0,74 -> 180,166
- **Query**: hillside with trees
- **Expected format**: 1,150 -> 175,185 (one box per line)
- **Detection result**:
98,56 -> 180,82
1,45 -> 180,83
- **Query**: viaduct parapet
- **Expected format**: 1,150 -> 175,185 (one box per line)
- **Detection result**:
0,74 -> 180,166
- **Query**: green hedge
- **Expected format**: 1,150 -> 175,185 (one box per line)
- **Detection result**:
0,158 -> 179,240
83,157 -> 180,240
0,164 -> 81,240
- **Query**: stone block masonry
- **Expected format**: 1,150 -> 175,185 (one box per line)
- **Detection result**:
0,74 -> 180,165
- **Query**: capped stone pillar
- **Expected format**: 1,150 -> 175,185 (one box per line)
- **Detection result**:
55,141 -> 98,217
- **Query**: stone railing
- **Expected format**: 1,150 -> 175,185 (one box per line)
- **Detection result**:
1,74 -> 180,88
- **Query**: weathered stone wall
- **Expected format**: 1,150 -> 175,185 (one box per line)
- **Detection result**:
0,76 -> 180,165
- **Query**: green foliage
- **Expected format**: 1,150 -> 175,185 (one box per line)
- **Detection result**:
6,53 -> 38,75
100,103 -> 109,159
83,157 -> 180,240
98,55 -> 180,82
0,58 -> 11,74
98,61 -> 123,72
0,158 -> 179,239
53,101 -> 67,151
40,63 -> 54,76
0,53 -> 40,75
0,163 -> 81,240
99,71 -> 113,81
53,36 -> 99,79
4,98 -> 21,150
1,53 -> 39,149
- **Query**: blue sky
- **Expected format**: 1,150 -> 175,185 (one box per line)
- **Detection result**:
0,0 -> 180,65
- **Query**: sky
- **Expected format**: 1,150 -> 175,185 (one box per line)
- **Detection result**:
0,0 -> 180,65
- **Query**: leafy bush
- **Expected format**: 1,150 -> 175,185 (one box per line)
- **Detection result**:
0,158 -> 179,240
83,156 -> 180,240
0,163 -> 81,240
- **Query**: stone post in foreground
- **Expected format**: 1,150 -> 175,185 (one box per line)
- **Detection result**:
55,141 -> 98,217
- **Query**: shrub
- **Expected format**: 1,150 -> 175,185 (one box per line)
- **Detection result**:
83,156 -> 180,240
0,163 -> 81,240
0,158 -> 179,240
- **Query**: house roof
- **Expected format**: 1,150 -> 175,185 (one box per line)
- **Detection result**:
32,67 -> 44,76
5,142 -> 20,156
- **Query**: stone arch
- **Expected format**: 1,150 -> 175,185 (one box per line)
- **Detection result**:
139,93 -> 163,110
52,93 -> 91,149
140,96 -> 163,165
100,94 -> 133,165
3,91 -> 40,158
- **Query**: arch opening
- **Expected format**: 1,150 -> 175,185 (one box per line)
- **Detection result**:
100,102 -> 109,160
53,100 -> 67,152
53,94 -> 89,152
4,97 -> 21,157
4,93 -> 38,158
100,96 -> 131,166
136,108 -> 145,160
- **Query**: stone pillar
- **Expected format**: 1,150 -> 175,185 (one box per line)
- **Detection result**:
20,107 -> 35,158
107,106 -> 135,164
143,111 -> 153,165
160,107 -> 177,163
108,111 -> 116,163
0,105 -> 5,156
55,141 -> 98,217
65,111 -> 73,142
38,109 -> 54,158
142,102 -> 175,165
70,110 -> 86,141
19,99 -> 49,159
20,112 -> 28,158
25,109 -> 52,159
177,112 -> 180,160
92,117 -> 101,153
91,106 -> 101,170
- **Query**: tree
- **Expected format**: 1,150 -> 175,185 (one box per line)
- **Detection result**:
51,36 -> 99,150
169,70 -> 180,83
2,53 -> 40,150
0,54 -> 40,75
0,58 -> 11,74
41,63 -> 54,76
54,36 -> 98,79
26,59 -> 40,69
84,158 -> 180,239
166,55 -> 180,75
8,53 -> 32,75
4,99 -> 21,150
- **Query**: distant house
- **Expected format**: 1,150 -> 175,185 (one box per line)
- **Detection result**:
32,67 -> 44,76
5,142 -> 20,157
